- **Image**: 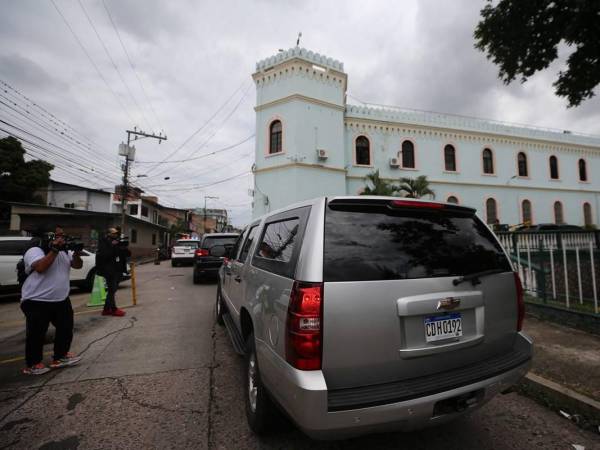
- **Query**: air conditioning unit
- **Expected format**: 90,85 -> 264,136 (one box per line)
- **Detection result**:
389,157 -> 400,168
316,149 -> 328,160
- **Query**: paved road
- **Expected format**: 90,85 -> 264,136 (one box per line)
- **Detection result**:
0,263 -> 598,449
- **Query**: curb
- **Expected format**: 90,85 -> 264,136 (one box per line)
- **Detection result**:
518,372 -> 600,430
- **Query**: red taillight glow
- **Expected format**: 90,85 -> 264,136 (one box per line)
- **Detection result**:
390,200 -> 444,209
195,248 -> 209,257
514,272 -> 525,331
286,281 -> 323,371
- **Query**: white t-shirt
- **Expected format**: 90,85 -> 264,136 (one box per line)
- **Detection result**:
21,247 -> 73,302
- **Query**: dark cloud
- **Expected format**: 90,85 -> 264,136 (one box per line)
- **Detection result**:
1,0 -> 599,226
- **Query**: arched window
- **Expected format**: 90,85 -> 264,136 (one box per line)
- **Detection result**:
269,120 -> 282,154
482,148 -> 494,174
486,198 -> 498,224
579,159 -> 587,181
518,152 -> 528,177
583,202 -> 593,226
553,201 -> 564,224
444,144 -> 456,171
355,136 -> 370,165
549,155 -> 559,179
401,140 -> 415,168
522,199 -> 532,224
447,195 -> 459,204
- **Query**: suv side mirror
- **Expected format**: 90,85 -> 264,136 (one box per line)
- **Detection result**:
210,245 -> 227,257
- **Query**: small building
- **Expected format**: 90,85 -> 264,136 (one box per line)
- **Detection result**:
36,180 -> 112,212
4,202 -> 168,258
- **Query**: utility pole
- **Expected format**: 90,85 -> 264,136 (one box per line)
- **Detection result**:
203,195 -> 218,235
119,127 -> 167,234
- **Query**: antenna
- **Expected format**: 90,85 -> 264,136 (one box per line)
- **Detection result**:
296,32 -> 302,46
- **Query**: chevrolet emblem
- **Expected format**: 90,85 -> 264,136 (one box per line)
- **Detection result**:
437,297 -> 461,310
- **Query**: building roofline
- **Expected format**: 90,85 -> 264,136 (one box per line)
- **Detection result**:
48,179 -> 113,195
4,201 -> 168,230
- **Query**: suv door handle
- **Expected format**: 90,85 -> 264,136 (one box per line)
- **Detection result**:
234,276 -> 242,283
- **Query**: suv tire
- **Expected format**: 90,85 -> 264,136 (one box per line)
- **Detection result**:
244,333 -> 275,434
193,268 -> 201,284
215,286 -> 225,326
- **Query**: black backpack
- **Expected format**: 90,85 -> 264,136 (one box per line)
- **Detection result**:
16,257 -> 29,286
16,238 -> 43,287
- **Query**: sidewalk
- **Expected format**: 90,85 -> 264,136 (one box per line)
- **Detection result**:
524,315 -> 600,402
521,314 -> 600,428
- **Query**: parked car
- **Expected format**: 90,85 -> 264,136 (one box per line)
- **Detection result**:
170,239 -> 200,266
193,233 -> 239,284
515,223 -> 583,232
216,196 -> 532,440
0,236 -> 99,293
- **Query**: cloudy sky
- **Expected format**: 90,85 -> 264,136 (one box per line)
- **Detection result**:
1,0 -> 599,226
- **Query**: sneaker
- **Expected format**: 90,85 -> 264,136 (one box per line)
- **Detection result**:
22,363 -> 51,375
50,352 -> 82,369
101,308 -> 113,316
111,308 -> 126,317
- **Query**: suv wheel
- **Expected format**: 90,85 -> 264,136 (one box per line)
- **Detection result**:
193,268 -> 201,284
215,287 -> 225,326
244,333 -> 274,434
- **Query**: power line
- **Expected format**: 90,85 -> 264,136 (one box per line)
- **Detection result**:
143,80 -> 249,176
135,134 -> 254,163
144,83 -> 252,180
50,0 -> 135,125
101,0 -> 163,130
77,0 -> 152,130
0,107 -> 121,181
0,97 -> 120,177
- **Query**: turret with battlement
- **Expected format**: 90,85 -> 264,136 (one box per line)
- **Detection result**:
252,47 -> 348,217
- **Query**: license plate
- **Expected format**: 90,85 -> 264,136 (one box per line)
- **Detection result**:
424,313 -> 462,342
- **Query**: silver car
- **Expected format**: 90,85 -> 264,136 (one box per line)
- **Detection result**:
217,196 -> 532,440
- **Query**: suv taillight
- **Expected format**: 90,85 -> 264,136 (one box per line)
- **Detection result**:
286,281 -> 323,370
195,249 -> 209,257
514,272 -> 525,331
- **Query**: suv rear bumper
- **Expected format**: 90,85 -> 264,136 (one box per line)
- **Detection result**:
258,332 -> 532,440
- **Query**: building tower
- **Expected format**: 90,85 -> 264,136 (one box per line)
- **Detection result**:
252,47 -> 348,217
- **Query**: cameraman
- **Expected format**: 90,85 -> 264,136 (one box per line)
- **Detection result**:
20,226 -> 83,375
96,228 -> 126,317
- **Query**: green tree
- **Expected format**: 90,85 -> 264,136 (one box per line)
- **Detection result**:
398,175 -> 435,199
361,170 -> 398,196
474,0 -> 600,107
0,136 -> 53,203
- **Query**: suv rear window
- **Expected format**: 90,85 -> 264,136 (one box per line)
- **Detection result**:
202,236 -> 237,249
324,202 -> 511,282
175,240 -> 198,248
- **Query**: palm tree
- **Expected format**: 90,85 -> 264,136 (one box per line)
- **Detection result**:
361,170 -> 398,196
398,175 -> 435,199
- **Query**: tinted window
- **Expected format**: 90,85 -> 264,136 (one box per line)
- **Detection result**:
175,240 -> 199,248
238,226 -> 259,262
203,236 -> 238,249
230,230 -> 246,260
324,203 -> 511,282
0,240 -> 36,256
255,218 -> 299,262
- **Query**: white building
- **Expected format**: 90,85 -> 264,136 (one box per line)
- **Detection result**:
251,47 -> 600,227
41,180 -> 112,212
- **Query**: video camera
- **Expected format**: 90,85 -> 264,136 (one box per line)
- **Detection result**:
45,232 -> 85,252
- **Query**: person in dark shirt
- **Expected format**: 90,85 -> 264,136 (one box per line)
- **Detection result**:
96,228 -> 126,317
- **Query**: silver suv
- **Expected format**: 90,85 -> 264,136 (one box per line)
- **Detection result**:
217,196 -> 532,439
